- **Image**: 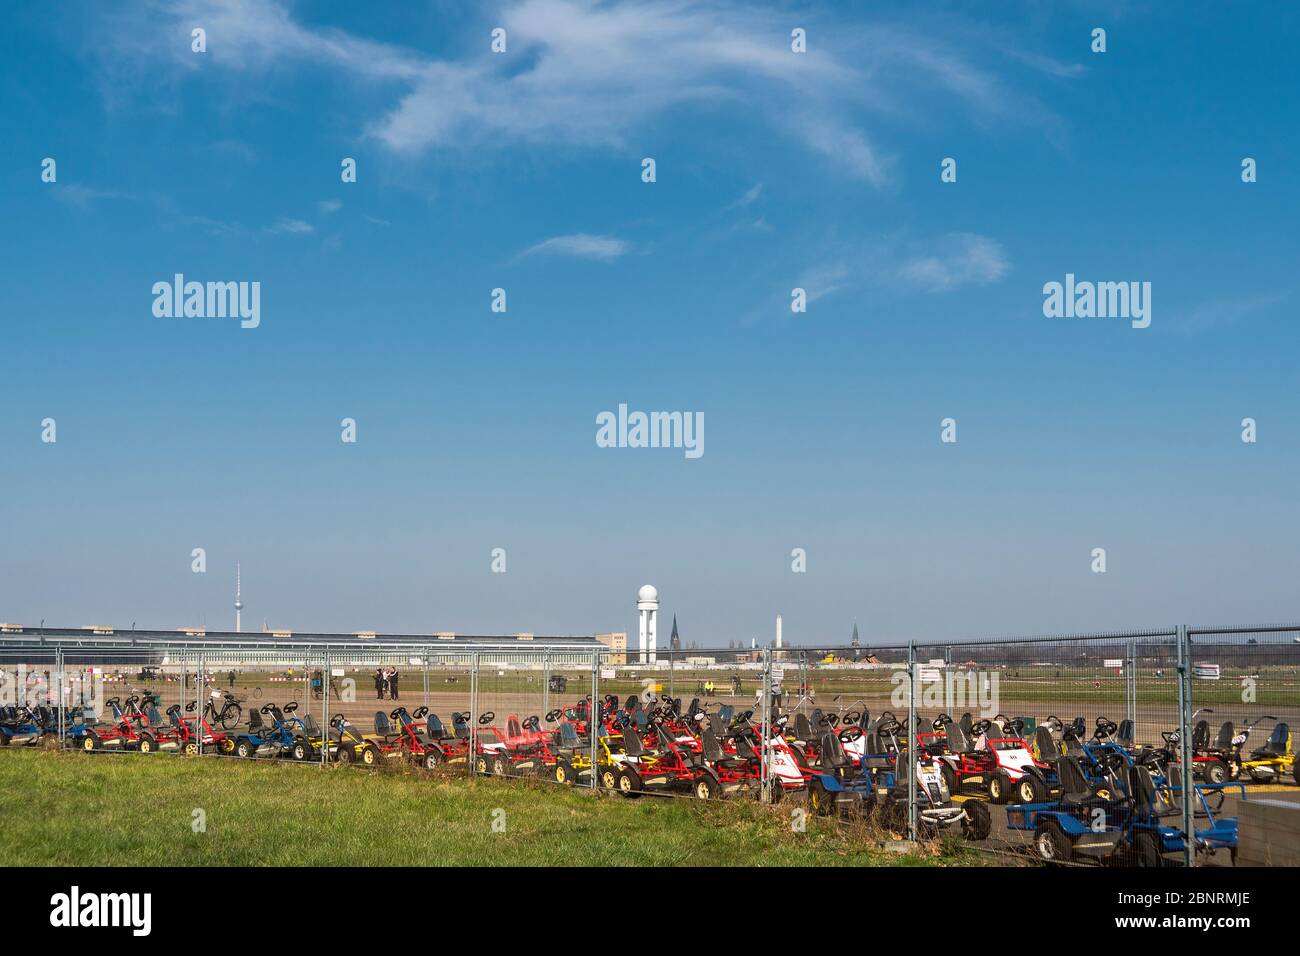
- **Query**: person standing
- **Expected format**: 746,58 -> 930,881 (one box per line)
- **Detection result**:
375,668 -> 385,700
389,669 -> 400,700
228,670 -> 236,689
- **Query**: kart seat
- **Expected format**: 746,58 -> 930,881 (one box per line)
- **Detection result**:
557,722 -> 581,751
1253,723 -> 1290,758
247,710 -> 264,733
794,713 -> 815,742
943,718 -> 974,754
426,714 -> 446,739
375,712 -> 394,736
1117,720 -> 1135,749
1129,764 -> 1179,819
1214,722 -> 1235,749
301,715 -> 320,737
819,733 -> 853,773
452,715 -> 469,740
1035,726 -> 1061,763
1191,720 -> 1210,750
958,713 -> 975,741
1057,755 -> 1098,805
621,729 -> 645,758
702,730 -> 750,770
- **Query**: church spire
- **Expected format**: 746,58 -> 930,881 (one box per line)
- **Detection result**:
670,614 -> 681,650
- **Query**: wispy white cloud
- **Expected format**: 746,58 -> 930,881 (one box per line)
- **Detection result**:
264,217 -> 316,236
1175,291 -> 1288,334
52,183 -> 124,206
318,199 -> 342,215
520,233 -> 630,262
93,0 -> 1070,187
898,233 -> 1009,292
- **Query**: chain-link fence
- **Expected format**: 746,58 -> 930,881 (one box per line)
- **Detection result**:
3,625 -> 1297,866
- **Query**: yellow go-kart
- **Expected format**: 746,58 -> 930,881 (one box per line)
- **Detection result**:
1237,719 -> 1294,784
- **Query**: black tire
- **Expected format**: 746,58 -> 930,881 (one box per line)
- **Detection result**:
424,750 -> 441,771
1293,761 -> 1299,787
1034,820 -> 1072,863
940,762 -> 959,797
219,737 -> 235,756
1016,774 -> 1047,805
1207,760 -> 1228,785
474,755 -> 489,775
138,735 -> 155,754
988,772 -> 1010,805
492,755 -> 509,777
808,778 -> 834,816
337,746 -> 354,764
554,760 -> 573,785
599,766 -> 619,790
83,734 -> 99,752
292,740 -> 310,761
617,766 -> 642,798
963,799 -> 992,841
1133,831 -> 1164,867
694,774 -> 719,800
235,739 -> 254,759
360,746 -> 377,766
182,741 -> 200,756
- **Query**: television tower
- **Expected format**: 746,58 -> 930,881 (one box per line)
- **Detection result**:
234,562 -> 244,633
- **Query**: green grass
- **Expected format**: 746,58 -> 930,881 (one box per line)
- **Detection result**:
0,749 -> 985,867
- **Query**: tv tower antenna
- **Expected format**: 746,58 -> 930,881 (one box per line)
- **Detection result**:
234,562 -> 244,633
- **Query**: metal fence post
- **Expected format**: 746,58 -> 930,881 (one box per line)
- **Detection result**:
197,651 -> 205,754
760,650 -> 772,804
321,651 -> 330,767
907,641 -> 917,842
1176,625 -> 1194,867
55,647 -> 64,746
590,652 -> 599,791
543,652 -> 551,718
469,652 -> 479,777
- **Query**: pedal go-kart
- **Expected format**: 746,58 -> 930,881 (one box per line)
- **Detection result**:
932,714 -> 1055,804
1188,709 -> 1241,783
0,705 -> 46,747
1236,718 -> 1293,784
221,702 -> 326,760
811,715 -> 991,840
1007,743 -> 1244,866
378,706 -> 468,769
80,696 -> 149,752
329,713 -> 384,765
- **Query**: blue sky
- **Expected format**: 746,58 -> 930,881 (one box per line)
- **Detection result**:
1,0 -> 1297,645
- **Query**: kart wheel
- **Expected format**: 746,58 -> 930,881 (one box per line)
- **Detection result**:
617,767 -> 642,798
360,746 -> 377,766
768,779 -> 783,805
475,755 -> 489,775
83,734 -> 99,752
554,760 -> 573,786
235,740 -> 254,759
1293,762 -> 1299,786
424,751 -> 441,771
219,737 -> 235,756
599,767 -> 619,790
694,774 -> 719,800
182,741 -> 200,756
492,755 -> 509,777
337,746 -> 354,764
292,740 -> 310,761
987,772 -> 1010,805
962,800 -> 992,841
138,735 -> 155,754
1207,760 -> 1228,785
1133,831 -> 1164,868
808,778 -> 833,815
1016,775 -> 1047,805
1034,820 -> 1072,863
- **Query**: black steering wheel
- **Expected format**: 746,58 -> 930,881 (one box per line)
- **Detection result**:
413,706 -> 429,719
284,701 -> 298,714
842,710 -> 861,726
478,712 -> 494,725
545,709 -> 562,722
390,708 -> 404,720
260,704 -> 275,715
185,701 -> 196,712
839,726 -> 864,743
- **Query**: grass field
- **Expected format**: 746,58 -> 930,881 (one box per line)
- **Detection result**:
0,749 -> 988,867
